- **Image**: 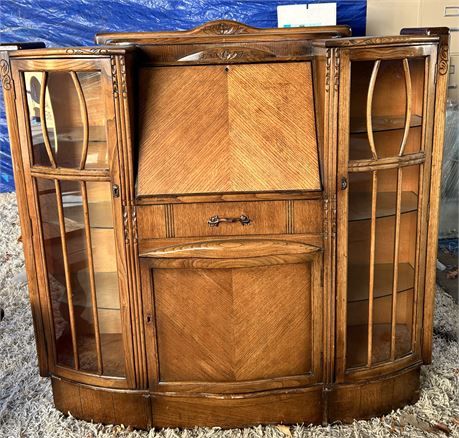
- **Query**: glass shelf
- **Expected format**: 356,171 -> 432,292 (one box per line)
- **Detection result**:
349,191 -> 418,222
350,114 -> 422,134
347,262 -> 414,302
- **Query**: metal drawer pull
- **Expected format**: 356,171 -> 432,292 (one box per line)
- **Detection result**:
208,214 -> 251,227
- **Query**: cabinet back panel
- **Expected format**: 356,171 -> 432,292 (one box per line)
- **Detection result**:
137,62 -> 320,196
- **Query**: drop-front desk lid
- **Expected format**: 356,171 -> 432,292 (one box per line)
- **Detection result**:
136,60 -> 321,197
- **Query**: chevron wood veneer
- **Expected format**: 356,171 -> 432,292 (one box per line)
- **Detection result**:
137,62 -> 320,196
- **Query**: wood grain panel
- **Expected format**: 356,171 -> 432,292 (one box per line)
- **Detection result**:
150,387 -> 323,428
137,200 -> 324,239
136,205 -> 167,239
137,62 -> 320,196
328,367 -> 420,423
151,262 -> 312,382
293,200 -> 323,234
52,377 -> 151,429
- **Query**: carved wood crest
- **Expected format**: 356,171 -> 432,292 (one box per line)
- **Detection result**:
178,47 -> 276,62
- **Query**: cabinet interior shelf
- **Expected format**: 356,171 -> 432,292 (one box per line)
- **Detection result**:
348,262 -> 414,302
349,191 -> 418,222
350,114 -> 423,134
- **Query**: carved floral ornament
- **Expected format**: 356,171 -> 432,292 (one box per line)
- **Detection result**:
0,59 -> 12,90
438,44 -> 448,75
201,22 -> 250,35
66,48 -> 109,55
178,47 -> 276,62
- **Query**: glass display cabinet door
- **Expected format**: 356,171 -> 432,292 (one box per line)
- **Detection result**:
336,45 -> 437,380
11,58 -> 131,387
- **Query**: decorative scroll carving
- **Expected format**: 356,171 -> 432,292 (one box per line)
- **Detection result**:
199,21 -> 251,36
110,56 -> 127,98
132,207 -> 138,242
66,48 -> 109,55
119,57 -> 127,98
0,59 -> 12,91
123,205 -> 129,243
178,47 -> 276,62
438,44 -> 449,75
111,56 -> 119,98
333,49 -> 340,91
337,36 -> 431,47
325,49 -> 331,92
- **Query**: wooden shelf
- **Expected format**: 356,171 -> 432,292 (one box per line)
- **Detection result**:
346,323 -> 412,368
348,263 -> 414,302
350,114 -> 422,134
349,191 -> 418,221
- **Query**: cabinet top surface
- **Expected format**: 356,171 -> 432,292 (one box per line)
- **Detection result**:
2,21 -> 448,59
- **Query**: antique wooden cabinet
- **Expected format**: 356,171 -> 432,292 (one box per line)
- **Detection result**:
0,21 -> 449,428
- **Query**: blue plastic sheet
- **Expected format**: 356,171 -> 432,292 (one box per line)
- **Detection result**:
0,0 -> 366,192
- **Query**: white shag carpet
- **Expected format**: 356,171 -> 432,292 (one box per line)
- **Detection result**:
0,192 -> 458,438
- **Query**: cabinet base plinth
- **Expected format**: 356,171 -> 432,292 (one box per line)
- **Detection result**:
328,367 -> 421,423
51,368 -> 421,429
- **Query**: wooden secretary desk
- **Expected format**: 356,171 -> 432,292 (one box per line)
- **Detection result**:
0,21 -> 449,428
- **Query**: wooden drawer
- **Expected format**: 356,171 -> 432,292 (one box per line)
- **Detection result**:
136,200 -> 323,239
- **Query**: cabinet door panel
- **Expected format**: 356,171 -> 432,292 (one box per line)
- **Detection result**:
141,239 -> 323,393
11,57 -> 133,387
336,46 -> 436,381
137,62 -> 320,196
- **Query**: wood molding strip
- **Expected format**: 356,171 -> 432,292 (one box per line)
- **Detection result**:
30,166 -> 109,180
348,152 -> 425,172
80,181 -> 103,375
39,72 -> 57,168
140,239 -> 320,259
367,171 -> 378,367
390,168 -> 403,361
54,180 -> 79,370
399,58 -> 412,156
70,72 -> 90,170
146,253 -> 317,269
366,60 -> 381,160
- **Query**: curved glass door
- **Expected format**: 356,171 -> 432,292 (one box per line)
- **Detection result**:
345,57 -> 426,371
21,65 -> 126,379
24,71 -> 108,169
